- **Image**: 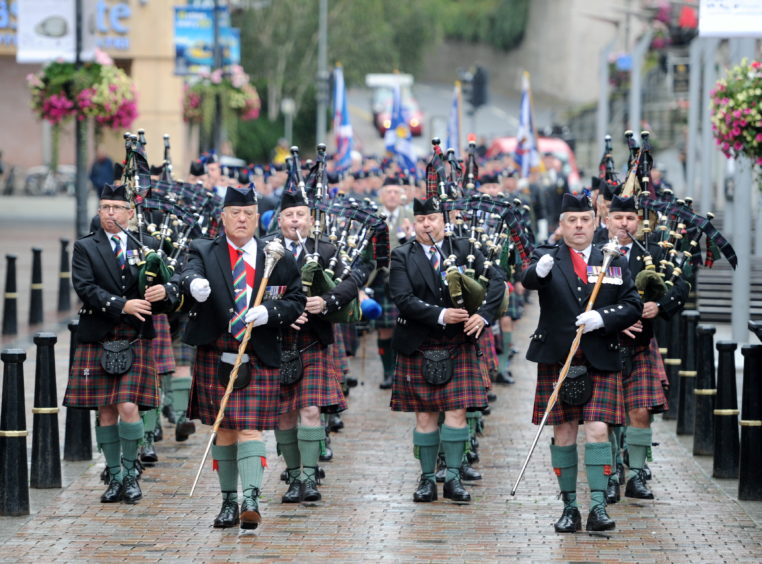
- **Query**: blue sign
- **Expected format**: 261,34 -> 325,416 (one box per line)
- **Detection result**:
174,5 -> 239,76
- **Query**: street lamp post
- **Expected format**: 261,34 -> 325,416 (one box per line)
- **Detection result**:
74,0 -> 88,239
315,0 -> 329,143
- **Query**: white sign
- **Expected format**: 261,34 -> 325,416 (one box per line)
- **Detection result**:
17,0 -> 96,63
699,0 -> 762,38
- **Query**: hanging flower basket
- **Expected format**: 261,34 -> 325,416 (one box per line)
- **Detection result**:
710,58 -> 762,166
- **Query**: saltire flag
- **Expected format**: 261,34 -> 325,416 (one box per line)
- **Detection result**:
332,65 -> 353,172
446,81 -> 462,158
384,84 -> 417,175
515,71 -> 541,178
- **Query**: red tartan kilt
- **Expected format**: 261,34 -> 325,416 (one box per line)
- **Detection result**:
532,350 -> 625,426
332,326 -> 349,377
189,333 -> 280,430
623,343 -> 669,413
64,323 -> 159,410
391,336 -> 487,413
152,314 -> 176,374
279,330 -> 347,414
478,329 -> 496,389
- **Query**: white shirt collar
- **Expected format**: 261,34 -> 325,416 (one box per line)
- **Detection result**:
571,244 -> 592,263
226,236 -> 257,257
107,230 -> 128,250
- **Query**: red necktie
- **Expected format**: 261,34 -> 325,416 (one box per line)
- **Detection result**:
570,249 -> 588,284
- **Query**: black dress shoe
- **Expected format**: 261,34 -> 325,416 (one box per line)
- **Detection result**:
554,506 -> 582,533
443,477 -> 471,502
100,466 -> 110,485
301,478 -> 321,502
281,479 -> 303,503
487,391 -> 497,403
624,469 -> 654,499
240,497 -> 261,530
605,478 -> 620,504
617,462 -> 625,485
175,419 -> 196,442
586,504 -> 615,531
140,444 -> 158,466
413,476 -> 437,502
153,420 -> 163,442
494,371 -> 515,385
100,478 -> 124,503
162,404 -> 177,424
346,375 -> 358,388
213,498 -> 240,528
643,463 -> 652,481
460,463 -> 482,481
482,405 -> 491,416
328,414 -> 344,432
122,474 -> 142,504
318,466 -> 326,480
319,446 -> 333,462
379,374 -> 393,389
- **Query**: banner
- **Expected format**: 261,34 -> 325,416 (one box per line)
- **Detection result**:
16,0 -> 96,63
174,5 -> 239,76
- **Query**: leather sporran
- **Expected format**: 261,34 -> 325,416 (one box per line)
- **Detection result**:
421,348 -> 457,386
100,340 -> 134,375
280,341 -> 319,385
559,365 -> 592,406
217,352 -> 251,390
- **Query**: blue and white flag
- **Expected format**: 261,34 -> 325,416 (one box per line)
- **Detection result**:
515,71 -> 540,178
332,65 -> 353,172
446,81 -> 462,158
384,85 -> 416,174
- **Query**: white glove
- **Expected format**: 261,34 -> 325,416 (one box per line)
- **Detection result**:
576,310 -> 604,333
244,305 -> 268,327
190,278 -> 211,302
535,254 -> 554,278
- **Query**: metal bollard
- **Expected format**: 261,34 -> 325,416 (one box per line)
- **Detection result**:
30,332 -> 62,489
693,325 -> 717,456
662,313 -> 683,420
0,349 -> 30,516
749,320 -> 762,343
57,239 -> 71,312
713,341 -> 740,479
28,247 -> 43,325
63,320 -> 92,461
1,254 -> 17,335
677,310 -> 700,435
738,344 -> 762,500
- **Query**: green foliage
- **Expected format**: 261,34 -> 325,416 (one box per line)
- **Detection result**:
438,0 -> 529,52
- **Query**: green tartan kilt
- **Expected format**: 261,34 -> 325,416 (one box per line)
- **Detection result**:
189,333 -> 280,430
623,344 -> 669,413
279,329 -> 347,414
64,323 -> 159,410
372,286 -> 398,329
152,313 -> 176,375
391,335 -> 487,413
533,349 -> 625,426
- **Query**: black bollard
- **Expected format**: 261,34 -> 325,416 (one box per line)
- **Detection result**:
1,254 -> 17,336
677,310 -> 700,435
57,239 -> 71,312
0,349 -> 30,516
663,313 -> 683,420
30,332 -> 62,489
693,325 -> 717,456
738,345 -> 762,500
28,247 -> 43,325
713,341 -> 740,479
63,320 -> 92,461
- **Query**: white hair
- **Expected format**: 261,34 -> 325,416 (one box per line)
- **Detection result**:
559,210 -> 595,222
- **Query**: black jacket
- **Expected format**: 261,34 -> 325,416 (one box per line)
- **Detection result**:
389,237 -> 505,356
72,229 -> 178,342
176,235 -> 305,367
522,242 -> 642,371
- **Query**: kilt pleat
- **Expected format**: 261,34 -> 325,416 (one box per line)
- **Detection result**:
332,325 -> 350,376
279,329 -> 347,414
372,287 -> 398,329
532,350 -> 624,426
391,336 -> 487,413
152,313 -> 176,375
478,329 -> 496,389
623,343 -> 669,413
64,323 -> 159,410
189,332 -> 280,430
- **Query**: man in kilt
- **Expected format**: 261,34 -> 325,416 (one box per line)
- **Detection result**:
389,196 -> 505,503
177,186 -> 305,529
603,195 -> 689,503
270,191 -> 367,503
63,183 -> 179,504
522,193 -> 642,533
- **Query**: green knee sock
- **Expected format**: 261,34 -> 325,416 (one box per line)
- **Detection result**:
274,427 -> 301,481
625,426 -> 652,479
141,409 -> 158,440
161,374 -> 174,408
550,443 -> 578,508
172,376 -> 192,420
413,429 -> 440,481
297,425 -> 325,482
585,442 -> 613,509
377,338 -> 394,377
237,440 -> 267,501
211,443 -> 238,501
612,426 -> 624,465
95,424 -> 122,482
440,424 -> 469,482
498,330 -> 512,373
119,420 -> 144,478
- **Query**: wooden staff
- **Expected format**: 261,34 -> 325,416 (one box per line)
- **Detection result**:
510,240 -> 621,497
189,239 -> 286,496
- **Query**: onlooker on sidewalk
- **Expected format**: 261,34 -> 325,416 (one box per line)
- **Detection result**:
89,146 -> 114,198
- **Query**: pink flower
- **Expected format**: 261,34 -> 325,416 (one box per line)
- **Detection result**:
734,141 -> 744,151
721,142 -> 731,152
734,109 -> 742,118
757,157 -> 762,165
756,133 -> 762,142
752,61 -> 761,69
210,69 -> 223,84
94,48 -> 114,66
